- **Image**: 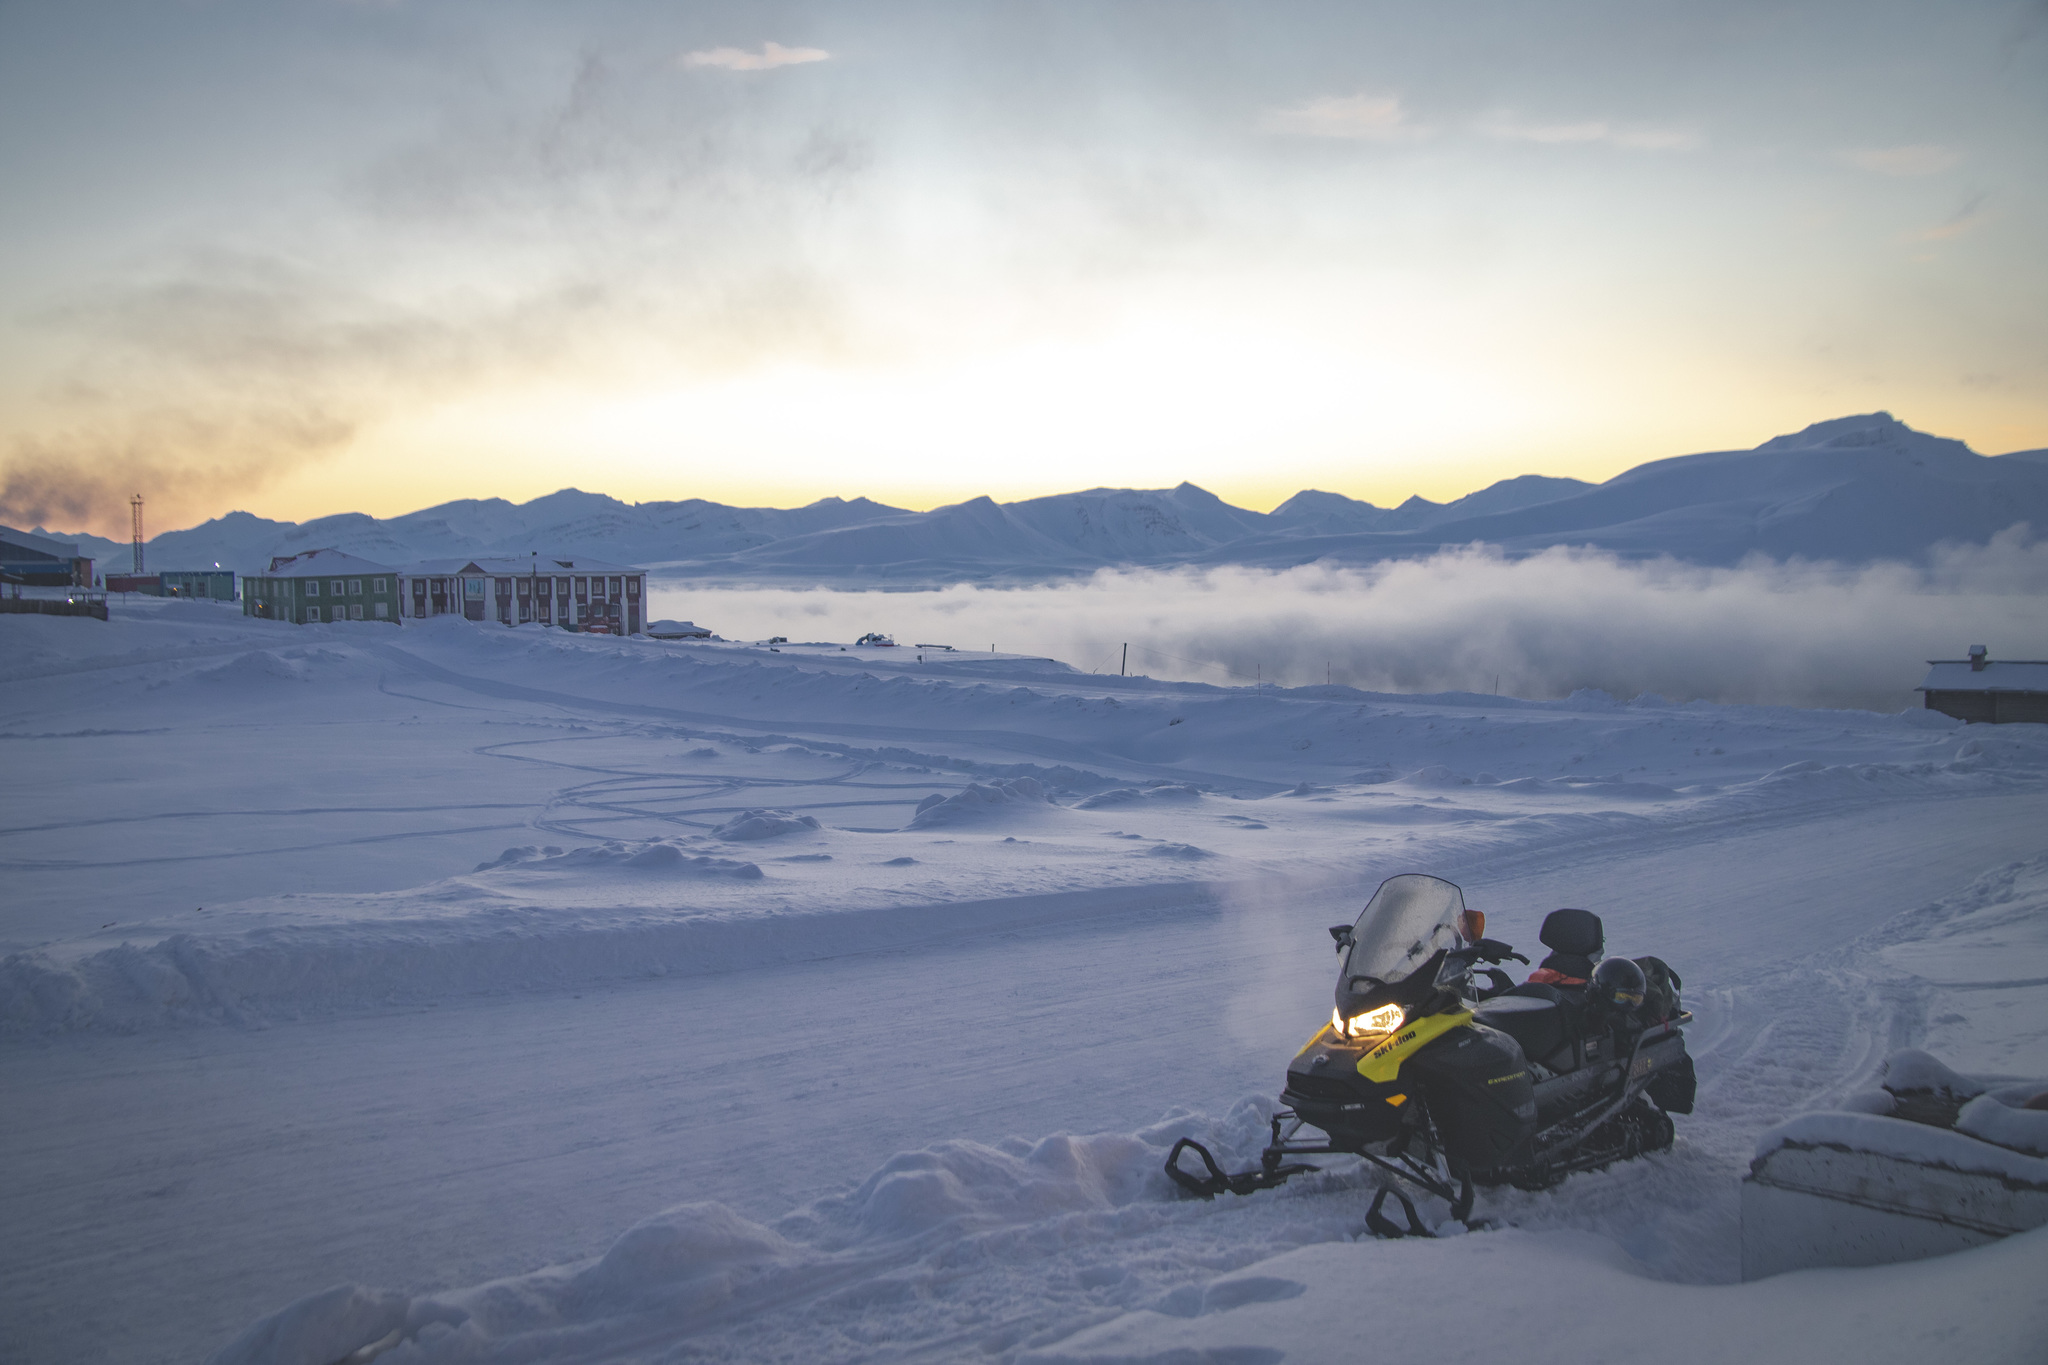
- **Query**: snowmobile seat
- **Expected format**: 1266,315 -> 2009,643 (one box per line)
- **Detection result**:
1474,990 -> 1570,1064
1529,908 -> 1604,984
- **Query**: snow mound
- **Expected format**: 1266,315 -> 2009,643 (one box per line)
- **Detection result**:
471,844 -> 566,871
1074,784 -> 1205,809
906,776 -> 1056,829
199,650 -> 310,686
1143,842 -> 1214,860
802,1131 -> 1162,1245
212,1127 -> 1172,1363
204,1283 -> 410,1365
474,841 -> 763,877
1958,1087 -> 2048,1157
1881,1048 -> 1987,1100
572,1202 -> 798,1307
712,809 -> 822,840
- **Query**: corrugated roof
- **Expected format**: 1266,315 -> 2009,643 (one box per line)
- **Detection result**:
1918,659 -> 2048,693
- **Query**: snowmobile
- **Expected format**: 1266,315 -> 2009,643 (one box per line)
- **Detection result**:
1166,873 -> 1695,1235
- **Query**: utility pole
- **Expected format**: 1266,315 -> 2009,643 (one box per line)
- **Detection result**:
1121,643 -> 1127,676
130,495 -> 144,574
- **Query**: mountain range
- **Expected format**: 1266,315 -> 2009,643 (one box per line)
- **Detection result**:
42,414 -> 2048,582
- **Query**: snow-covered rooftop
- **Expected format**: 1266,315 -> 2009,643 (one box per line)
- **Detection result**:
398,555 -> 644,576
260,547 -> 397,575
1919,659 -> 2048,693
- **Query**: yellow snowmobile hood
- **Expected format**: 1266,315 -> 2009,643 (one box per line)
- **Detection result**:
1355,1008 -> 1476,1083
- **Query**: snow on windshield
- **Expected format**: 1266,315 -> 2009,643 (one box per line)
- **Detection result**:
1344,874 -> 1466,987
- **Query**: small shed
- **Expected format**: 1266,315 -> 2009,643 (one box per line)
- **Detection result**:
1918,646 -> 2048,724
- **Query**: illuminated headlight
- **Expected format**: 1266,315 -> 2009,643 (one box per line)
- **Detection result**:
1332,1003 -> 1406,1040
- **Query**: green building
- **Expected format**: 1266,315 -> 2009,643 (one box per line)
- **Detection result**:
243,549 -> 400,626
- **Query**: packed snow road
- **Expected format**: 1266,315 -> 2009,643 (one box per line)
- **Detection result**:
3,793 -> 2043,1365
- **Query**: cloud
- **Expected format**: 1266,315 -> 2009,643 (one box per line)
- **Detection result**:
0,253 -> 483,537
1477,113 -> 1702,151
650,530 -> 2048,712
1908,191 -> 1990,242
1842,144 -> 1961,176
1258,93 -> 1425,141
681,41 -> 830,72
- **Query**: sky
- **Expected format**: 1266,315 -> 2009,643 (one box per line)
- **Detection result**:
1,0 -> 2045,539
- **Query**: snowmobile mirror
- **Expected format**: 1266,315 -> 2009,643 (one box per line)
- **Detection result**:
1328,925 -> 1354,946
1457,910 -> 1486,943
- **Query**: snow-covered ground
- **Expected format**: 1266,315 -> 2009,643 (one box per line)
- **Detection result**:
3,598 -> 2044,1364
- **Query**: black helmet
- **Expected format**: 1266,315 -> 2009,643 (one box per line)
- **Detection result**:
1589,957 -> 1647,1015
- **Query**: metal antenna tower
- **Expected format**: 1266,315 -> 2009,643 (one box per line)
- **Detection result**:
130,494 -> 145,574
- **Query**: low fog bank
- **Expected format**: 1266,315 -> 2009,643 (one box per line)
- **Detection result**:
650,530 -> 2048,712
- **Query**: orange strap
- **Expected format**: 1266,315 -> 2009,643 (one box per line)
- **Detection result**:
1526,967 -> 1587,986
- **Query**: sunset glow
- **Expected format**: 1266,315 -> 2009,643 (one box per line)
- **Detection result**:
1,2 -> 2042,536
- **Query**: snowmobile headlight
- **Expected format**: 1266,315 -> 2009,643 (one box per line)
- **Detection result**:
1332,1003 -> 1405,1040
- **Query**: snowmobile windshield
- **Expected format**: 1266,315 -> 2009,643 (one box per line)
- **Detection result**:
1342,875 -> 1466,992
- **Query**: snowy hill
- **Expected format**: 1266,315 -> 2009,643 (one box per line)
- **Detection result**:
44,414 -> 2048,578
1213,414 -> 2048,570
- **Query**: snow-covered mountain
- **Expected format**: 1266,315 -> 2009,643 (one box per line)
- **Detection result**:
44,413 -> 2048,578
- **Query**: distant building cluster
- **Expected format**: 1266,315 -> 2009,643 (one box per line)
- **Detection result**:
244,550 -> 649,635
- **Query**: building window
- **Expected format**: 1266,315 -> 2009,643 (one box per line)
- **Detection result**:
306,606 -> 321,623
331,580 -> 344,595
465,578 -> 485,599
516,578 -> 530,597
374,578 -> 387,593
307,580 -> 320,596
375,602 -> 388,619
351,604 -> 364,620
626,577 -> 640,598
347,579 -> 360,596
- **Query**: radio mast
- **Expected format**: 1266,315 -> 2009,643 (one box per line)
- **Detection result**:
131,495 -> 145,573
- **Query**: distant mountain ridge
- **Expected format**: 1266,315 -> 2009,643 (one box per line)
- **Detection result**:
46,414 -> 2048,581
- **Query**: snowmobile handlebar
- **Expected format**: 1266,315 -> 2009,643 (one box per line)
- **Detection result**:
1459,939 -> 1529,966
